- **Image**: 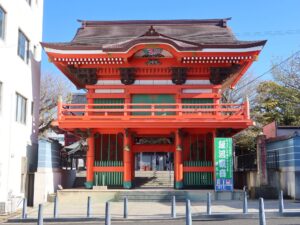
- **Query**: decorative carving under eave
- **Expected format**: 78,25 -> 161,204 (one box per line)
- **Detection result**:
210,64 -> 241,85
68,66 -> 98,85
119,68 -> 136,85
171,67 -> 187,85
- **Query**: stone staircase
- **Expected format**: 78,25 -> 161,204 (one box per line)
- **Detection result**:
134,171 -> 174,188
115,190 -> 187,202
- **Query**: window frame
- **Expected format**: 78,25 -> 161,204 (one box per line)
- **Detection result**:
15,93 -> 27,124
17,29 -> 30,64
0,6 -> 6,40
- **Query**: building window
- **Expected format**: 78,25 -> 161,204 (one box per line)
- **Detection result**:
16,93 -> 27,124
17,30 -> 30,63
0,82 -> 2,113
0,6 -> 5,40
25,0 -> 32,6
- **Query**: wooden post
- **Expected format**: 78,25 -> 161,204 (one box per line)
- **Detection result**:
57,95 -> 62,121
86,89 -> 95,117
123,129 -> 132,189
175,129 -> 183,189
85,131 -> 95,188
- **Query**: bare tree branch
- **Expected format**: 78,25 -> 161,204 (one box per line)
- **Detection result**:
39,73 -> 73,137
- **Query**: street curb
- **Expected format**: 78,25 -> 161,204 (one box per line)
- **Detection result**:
8,217 -> 185,223
193,212 -> 300,220
7,212 -> 300,223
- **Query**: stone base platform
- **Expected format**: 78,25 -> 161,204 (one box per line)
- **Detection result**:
57,189 -> 244,204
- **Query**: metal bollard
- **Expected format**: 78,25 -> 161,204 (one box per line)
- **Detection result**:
53,196 -> 58,218
22,198 -> 27,219
105,201 -> 111,225
259,198 -> 266,225
207,192 -> 211,215
171,195 -> 176,218
279,190 -> 284,213
185,199 -> 192,225
243,190 -> 248,214
102,174 -> 106,186
37,204 -> 43,225
87,196 -> 91,218
123,197 -> 128,219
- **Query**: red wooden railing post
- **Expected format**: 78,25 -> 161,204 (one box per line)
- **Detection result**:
124,104 -> 127,116
57,95 -> 62,121
215,99 -> 221,118
151,104 -> 155,116
86,89 -> 95,117
179,103 -> 183,116
244,96 -> 250,119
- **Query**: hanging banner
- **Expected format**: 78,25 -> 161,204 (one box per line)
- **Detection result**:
214,138 -> 233,191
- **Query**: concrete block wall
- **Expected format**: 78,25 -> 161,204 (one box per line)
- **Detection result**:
266,135 -> 300,199
34,139 -> 76,206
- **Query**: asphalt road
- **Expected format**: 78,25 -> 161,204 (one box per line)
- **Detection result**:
3,218 -> 300,225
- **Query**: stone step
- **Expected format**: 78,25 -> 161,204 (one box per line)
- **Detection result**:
136,183 -> 173,186
136,180 -> 174,183
135,175 -> 174,178
135,179 -> 174,182
116,191 -> 187,202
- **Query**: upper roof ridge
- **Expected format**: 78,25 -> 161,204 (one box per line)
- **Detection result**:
78,18 -> 232,28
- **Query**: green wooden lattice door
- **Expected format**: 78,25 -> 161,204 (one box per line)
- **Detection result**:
132,94 -> 175,115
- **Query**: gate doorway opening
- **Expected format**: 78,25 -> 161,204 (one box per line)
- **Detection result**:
134,152 -> 174,188
135,152 -> 174,171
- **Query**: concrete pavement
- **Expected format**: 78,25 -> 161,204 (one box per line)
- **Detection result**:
9,199 -> 300,220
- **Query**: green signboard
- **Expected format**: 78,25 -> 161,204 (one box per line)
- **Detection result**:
214,138 -> 233,191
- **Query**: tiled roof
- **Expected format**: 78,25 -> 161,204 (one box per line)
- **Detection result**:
42,19 -> 266,51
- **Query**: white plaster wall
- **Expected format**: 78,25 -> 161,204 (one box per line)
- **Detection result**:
280,169 -> 296,199
0,0 -> 43,210
34,168 -> 76,206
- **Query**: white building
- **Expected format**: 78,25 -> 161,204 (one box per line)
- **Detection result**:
0,0 -> 43,213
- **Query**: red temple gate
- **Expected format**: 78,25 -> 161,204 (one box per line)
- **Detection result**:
43,19 -> 266,189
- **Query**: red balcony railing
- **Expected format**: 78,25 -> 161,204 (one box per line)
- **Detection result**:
57,102 -> 250,121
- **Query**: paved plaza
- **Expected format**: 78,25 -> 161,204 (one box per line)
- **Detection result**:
8,199 -> 300,220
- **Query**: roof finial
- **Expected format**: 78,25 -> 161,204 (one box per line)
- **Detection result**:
142,25 -> 159,37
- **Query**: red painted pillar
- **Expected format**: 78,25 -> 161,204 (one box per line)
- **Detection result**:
174,129 -> 183,189
131,151 -> 135,183
212,130 -> 216,183
123,129 -> 132,189
86,131 -> 95,188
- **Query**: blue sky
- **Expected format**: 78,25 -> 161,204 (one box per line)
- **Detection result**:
42,0 -> 300,86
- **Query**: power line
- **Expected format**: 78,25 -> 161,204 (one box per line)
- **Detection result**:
234,29 -> 300,37
232,50 -> 300,93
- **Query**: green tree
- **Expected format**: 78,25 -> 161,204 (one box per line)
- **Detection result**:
252,81 -> 300,126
